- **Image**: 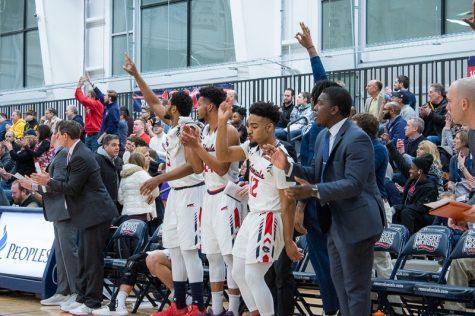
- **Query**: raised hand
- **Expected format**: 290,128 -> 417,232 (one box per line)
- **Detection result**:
123,53 -> 139,77
218,96 -> 233,122
463,0 -> 475,30
181,124 -> 200,148
77,76 -> 85,88
295,22 -> 314,49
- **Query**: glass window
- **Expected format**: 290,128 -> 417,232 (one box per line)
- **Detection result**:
445,0 -> 473,34
322,0 -> 353,50
112,0 -> 134,76
0,0 -> 43,90
141,2 -> 188,72
366,0 -> 442,45
112,35 -> 133,75
113,0 -> 133,33
0,34 -> 23,90
190,0 -> 235,66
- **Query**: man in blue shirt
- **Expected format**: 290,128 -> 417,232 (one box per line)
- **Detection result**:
381,102 -> 407,144
87,77 -> 120,138
0,113 -> 12,141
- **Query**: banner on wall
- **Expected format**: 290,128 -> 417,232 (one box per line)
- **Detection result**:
132,83 -> 235,113
468,56 -> 475,78
0,212 -> 54,278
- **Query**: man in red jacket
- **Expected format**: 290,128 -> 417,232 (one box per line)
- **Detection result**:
75,76 -> 104,153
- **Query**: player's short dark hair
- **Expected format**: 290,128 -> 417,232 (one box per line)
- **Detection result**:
199,86 -> 227,107
57,120 -> 82,140
249,101 -> 280,125
397,75 -> 409,89
322,86 -> 353,117
311,80 -> 340,105
103,134 -> 120,146
233,106 -> 247,118
170,91 -> 193,116
352,113 -> 379,139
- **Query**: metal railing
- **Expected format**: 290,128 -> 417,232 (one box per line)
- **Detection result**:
1,56 -> 469,118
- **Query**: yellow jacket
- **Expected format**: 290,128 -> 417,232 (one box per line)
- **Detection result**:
9,119 -> 26,139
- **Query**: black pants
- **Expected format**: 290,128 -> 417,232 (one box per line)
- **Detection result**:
265,249 -> 295,316
76,221 -> 111,308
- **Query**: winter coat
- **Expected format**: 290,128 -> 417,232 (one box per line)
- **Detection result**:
118,163 -> 159,217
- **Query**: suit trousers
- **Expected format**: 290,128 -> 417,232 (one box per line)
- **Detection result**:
327,223 -> 380,316
53,220 -> 79,295
76,221 -> 111,308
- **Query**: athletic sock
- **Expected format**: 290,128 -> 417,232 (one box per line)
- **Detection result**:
228,293 -> 241,315
173,281 -> 187,309
116,291 -> 128,310
189,281 -> 204,310
211,291 -> 224,314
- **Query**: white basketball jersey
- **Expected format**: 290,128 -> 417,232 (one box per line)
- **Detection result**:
163,117 -> 204,188
201,124 -> 239,190
240,140 -> 294,212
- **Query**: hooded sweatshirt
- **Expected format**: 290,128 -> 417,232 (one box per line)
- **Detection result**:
118,163 -> 160,217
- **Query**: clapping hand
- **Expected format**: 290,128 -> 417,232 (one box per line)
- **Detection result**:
448,217 -> 468,231
396,139 -> 405,154
236,181 -> 249,199
218,96 -> 233,123
181,125 -> 200,148
380,132 -> 390,143
30,171 -> 51,186
77,76 -> 86,88
18,176 -> 36,191
445,112 -> 453,128
458,152 -> 467,170
262,144 -> 290,171
123,53 -> 139,77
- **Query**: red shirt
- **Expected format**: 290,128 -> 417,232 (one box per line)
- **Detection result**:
132,132 -> 151,145
75,88 -> 104,135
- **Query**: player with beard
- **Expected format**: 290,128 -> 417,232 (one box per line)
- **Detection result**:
181,86 -> 242,315
123,54 -> 206,316
214,99 -> 303,316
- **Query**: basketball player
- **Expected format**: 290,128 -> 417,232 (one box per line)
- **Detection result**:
181,86 -> 242,315
123,54 -> 206,316
214,98 -> 303,316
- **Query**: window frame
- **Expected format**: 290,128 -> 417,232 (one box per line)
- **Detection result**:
0,0 -> 43,89
111,0 -> 135,77
320,0 -> 355,51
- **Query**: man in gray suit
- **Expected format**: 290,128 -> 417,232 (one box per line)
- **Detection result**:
21,133 -> 79,306
267,86 -> 386,315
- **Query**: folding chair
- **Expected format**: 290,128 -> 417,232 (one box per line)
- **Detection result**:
102,220 -> 148,310
293,236 -> 323,315
413,229 -> 475,315
372,225 -> 453,315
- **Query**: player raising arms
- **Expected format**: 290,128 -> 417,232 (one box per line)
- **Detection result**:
214,98 -> 303,316
123,54 -> 206,316
180,86 -> 242,316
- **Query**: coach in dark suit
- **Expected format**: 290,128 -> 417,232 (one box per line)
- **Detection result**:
267,87 -> 386,316
32,120 -> 118,312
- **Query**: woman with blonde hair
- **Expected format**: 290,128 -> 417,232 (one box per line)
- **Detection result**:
132,146 -> 151,171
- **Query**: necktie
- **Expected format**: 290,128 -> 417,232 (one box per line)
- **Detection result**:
320,130 -> 330,182
67,152 -> 71,165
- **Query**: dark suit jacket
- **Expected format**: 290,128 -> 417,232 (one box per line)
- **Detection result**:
42,148 -> 69,222
47,141 -> 118,229
290,119 -> 385,244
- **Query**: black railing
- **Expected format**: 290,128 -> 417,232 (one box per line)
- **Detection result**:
1,56 -> 469,118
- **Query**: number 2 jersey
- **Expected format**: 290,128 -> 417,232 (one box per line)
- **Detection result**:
201,124 -> 239,191
163,116 -> 204,188
240,140 -> 294,212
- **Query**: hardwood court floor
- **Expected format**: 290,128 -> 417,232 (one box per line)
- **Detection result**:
0,290 -> 323,315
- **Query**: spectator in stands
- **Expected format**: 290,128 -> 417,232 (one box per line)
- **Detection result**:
87,77 -> 120,137
11,180 -> 39,207
364,80 -> 384,120
122,136 -> 146,164
440,112 -> 461,156
132,119 -> 151,145
9,110 -> 26,139
118,111 -> 129,153
391,90 -> 417,122
393,154 -> 438,234
447,130 -> 474,200
397,117 -> 426,158
42,108 -> 62,134
0,113 -> 11,141
276,91 -> 313,141
276,88 -> 295,129
24,110 -> 39,132
96,134 -> 123,211
353,113 -> 394,278
394,75 -> 417,109
66,105 -> 84,127
118,152 -> 159,221
0,143 -> 14,175
4,134 -> 36,176
147,121 -> 166,160
75,77 -> 104,153
227,89 -> 240,106
120,106 -> 134,136
231,106 -> 247,143
419,83 -> 447,145
28,124 -> 54,171
381,102 -> 406,144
